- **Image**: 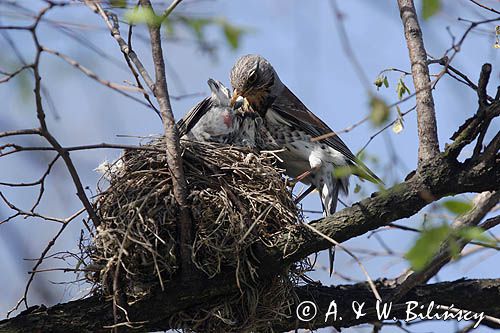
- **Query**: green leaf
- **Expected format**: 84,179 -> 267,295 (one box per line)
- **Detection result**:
369,96 -> 390,126
392,118 -> 404,134
406,224 -> 450,271
221,22 -> 245,50
396,78 -> 411,100
383,76 -> 389,88
422,0 -> 441,20
392,106 -> 405,134
332,166 -> 353,178
110,0 -> 127,8
442,200 -> 473,216
180,16 -> 213,40
456,226 -> 496,245
354,184 -> 361,193
374,75 -> 389,90
124,7 -> 163,27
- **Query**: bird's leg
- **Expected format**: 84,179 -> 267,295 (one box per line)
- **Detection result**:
295,165 -> 321,182
294,185 -> 315,204
286,165 -> 321,189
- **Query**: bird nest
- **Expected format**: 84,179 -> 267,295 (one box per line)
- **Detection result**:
84,138 -> 309,332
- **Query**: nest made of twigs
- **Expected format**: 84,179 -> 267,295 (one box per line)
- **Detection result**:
85,138 -> 309,332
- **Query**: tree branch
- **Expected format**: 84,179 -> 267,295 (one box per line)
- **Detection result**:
262,157 -> 499,271
27,3 -> 101,227
397,0 -> 440,166
2,278 -> 498,332
88,3 -> 156,93
281,278 -> 500,331
138,0 -> 193,276
469,0 -> 500,15
388,191 -> 500,302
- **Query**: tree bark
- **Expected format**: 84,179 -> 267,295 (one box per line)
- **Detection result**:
397,0 -> 440,166
1,279 -> 498,332
139,0 -> 193,276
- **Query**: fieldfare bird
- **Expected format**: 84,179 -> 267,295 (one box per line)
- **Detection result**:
178,78 -> 243,143
178,78 -> 276,150
229,54 -> 383,274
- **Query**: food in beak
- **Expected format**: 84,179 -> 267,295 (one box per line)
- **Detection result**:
230,91 -> 241,108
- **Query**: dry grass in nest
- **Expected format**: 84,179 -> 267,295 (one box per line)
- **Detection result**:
85,138 -> 310,332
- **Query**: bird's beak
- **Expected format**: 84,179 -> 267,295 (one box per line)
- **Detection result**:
233,96 -> 244,110
230,89 -> 241,109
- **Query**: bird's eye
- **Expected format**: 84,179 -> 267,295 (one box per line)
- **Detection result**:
247,70 -> 257,84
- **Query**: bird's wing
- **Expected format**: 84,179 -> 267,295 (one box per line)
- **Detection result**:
176,96 -> 213,137
273,87 -> 383,184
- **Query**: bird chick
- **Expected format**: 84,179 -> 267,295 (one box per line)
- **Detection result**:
179,79 -> 241,144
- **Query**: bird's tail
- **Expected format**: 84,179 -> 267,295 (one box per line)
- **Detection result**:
318,178 -> 341,276
320,178 -> 339,216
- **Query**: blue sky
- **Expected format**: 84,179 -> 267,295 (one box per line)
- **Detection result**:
0,0 -> 498,331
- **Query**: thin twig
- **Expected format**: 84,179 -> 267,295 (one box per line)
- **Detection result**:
163,0 -> 183,18
389,191 -> 500,302
6,207 -> 85,317
469,0 -> 500,15
301,222 -> 382,301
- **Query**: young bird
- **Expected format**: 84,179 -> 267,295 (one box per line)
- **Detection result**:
229,54 -> 383,275
178,79 -> 243,143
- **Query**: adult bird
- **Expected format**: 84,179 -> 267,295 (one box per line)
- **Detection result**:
229,54 -> 383,274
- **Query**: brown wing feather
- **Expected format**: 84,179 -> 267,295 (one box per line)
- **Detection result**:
273,87 -> 383,184
279,87 -> 331,130
274,87 -> 358,162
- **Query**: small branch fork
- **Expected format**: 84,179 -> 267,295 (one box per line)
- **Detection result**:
389,191 -> 500,303
0,2 -> 100,227
320,3 -> 499,158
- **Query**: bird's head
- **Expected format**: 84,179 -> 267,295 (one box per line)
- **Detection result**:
229,54 -> 281,112
207,78 -> 243,109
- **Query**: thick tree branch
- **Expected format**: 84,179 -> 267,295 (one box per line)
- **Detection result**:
1,278 -> 498,332
262,156 -> 499,271
397,0 -> 440,165
281,278 -> 500,331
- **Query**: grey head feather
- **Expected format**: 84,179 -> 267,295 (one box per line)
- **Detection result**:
230,54 -> 284,98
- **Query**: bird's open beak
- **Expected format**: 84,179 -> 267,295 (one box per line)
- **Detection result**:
230,89 -> 241,109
